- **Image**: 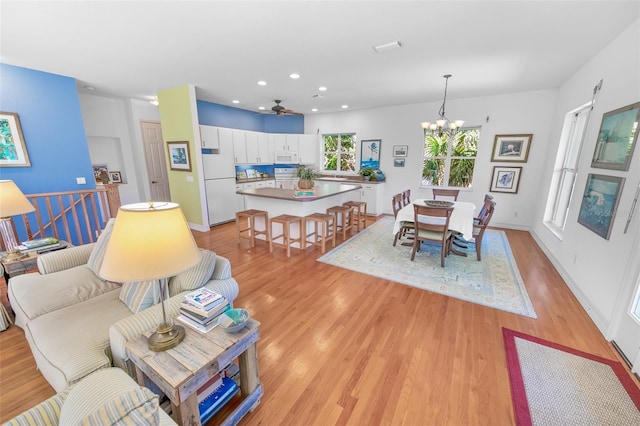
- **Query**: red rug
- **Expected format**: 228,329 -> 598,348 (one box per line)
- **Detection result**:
503,328 -> 640,426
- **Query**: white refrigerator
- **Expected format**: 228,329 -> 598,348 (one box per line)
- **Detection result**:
203,138 -> 237,225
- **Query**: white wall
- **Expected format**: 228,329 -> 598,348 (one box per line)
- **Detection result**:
304,89 -> 557,229
79,94 -> 160,204
530,19 -> 640,333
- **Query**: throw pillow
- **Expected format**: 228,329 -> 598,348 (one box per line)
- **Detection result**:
86,218 -> 116,278
119,281 -> 161,314
80,387 -> 159,425
168,249 -> 216,296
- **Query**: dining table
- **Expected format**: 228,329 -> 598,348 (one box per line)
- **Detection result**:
392,199 -> 476,241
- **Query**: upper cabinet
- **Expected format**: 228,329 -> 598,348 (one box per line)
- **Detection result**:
200,125 -> 220,150
232,129 -> 247,164
269,133 -> 298,152
298,134 -> 317,165
245,131 -> 271,164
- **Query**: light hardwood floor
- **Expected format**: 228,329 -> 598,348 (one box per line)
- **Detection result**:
1,217 -> 637,425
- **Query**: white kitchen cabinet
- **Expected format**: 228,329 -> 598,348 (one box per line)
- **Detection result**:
245,131 -> 271,164
199,125 -> 220,150
298,134 -> 317,166
265,180 -> 276,188
232,129 -> 247,164
285,134 -> 299,152
268,133 -> 298,152
360,183 -> 385,216
235,184 -> 245,212
205,178 -> 237,225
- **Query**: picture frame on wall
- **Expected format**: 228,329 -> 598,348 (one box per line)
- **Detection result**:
490,134 -> 532,162
393,145 -> 408,157
92,164 -> 109,184
167,141 -> 192,171
360,139 -> 381,169
108,171 -> 123,183
0,112 -> 31,167
489,166 -> 522,194
591,102 -> 640,171
577,174 -> 625,240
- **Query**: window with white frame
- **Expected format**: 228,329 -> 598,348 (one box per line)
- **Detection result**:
422,128 -> 479,187
543,102 -> 592,237
322,133 -> 356,172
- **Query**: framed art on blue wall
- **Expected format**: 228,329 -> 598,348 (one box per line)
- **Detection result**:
577,174 -> 625,240
361,139 -> 381,169
0,112 -> 31,167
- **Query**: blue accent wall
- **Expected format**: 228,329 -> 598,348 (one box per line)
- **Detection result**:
197,99 -> 304,133
0,63 -> 95,194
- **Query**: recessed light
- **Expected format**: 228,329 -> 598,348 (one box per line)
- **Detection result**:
232,100 -> 240,104
318,86 -> 327,91
373,41 -> 402,53
289,73 -> 300,79
84,85 -> 95,91
258,106 -> 266,110
311,108 -> 318,112
341,105 -> 349,109
258,81 -> 267,86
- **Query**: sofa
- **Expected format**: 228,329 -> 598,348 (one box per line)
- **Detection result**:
8,218 -> 239,392
6,367 -> 177,425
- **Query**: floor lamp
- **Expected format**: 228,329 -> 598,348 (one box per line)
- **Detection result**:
99,201 -> 200,351
0,180 -> 35,260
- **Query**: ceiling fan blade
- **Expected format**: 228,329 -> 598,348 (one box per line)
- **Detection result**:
282,109 -> 303,116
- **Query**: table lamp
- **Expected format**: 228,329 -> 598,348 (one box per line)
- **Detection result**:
99,201 -> 200,351
0,180 -> 36,260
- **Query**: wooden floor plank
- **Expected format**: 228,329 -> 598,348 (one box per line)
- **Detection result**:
0,218 -> 637,425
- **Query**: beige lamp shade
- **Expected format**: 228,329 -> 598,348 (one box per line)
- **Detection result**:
99,202 -> 200,282
0,180 -> 35,217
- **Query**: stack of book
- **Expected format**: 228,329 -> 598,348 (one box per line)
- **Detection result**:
17,237 -> 62,253
197,363 -> 240,423
294,190 -> 315,198
176,288 -> 229,333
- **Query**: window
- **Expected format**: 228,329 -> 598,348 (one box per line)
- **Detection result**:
422,128 -> 479,187
543,102 -> 592,237
322,133 -> 356,172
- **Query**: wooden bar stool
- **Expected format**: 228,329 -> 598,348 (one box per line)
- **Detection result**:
343,200 -> 367,232
304,213 -> 336,253
269,214 -> 303,257
326,205 -> 353,241
236,209 -> 269,248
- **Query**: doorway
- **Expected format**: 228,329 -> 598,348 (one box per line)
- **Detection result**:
141,121 -> 170,202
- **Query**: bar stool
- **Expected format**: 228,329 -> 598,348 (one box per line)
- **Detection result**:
236,209 -> 269,248
343,200 -> 367,232
269,214 -> 303,257
326,205 -> 353,240
304,212 -> 336,253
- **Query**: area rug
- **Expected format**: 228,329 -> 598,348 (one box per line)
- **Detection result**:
503,328 -> 640,426
317,216 -> 537,318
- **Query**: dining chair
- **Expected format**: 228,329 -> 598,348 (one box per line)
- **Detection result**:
402,189 -> 411,206
392,193 -> 414,246
411,204 -> 454,267
474,194 -> 494,224
432,188 -> 460,201
471,200 -> 496,261
455,193 -> 495,249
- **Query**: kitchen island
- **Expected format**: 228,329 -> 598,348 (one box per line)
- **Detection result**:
236,182 -> 362,249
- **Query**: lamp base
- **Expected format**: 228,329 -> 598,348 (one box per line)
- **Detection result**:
148,322 -> 185,352
2,249 -> 29,261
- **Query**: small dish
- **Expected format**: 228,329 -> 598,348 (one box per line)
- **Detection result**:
424,200 -> 455,208
218,308 -> 249,333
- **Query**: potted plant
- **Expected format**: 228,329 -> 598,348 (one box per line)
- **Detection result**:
296,165 -> 317,189
358,167 -> 375,181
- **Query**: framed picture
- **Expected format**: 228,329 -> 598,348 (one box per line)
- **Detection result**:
360,139 -> 381,169
167,141 -> 192,171
92,164 -> 109,184
393,145 -> 408,157
0,112 -> 31,167
394,158 -> 405,167
491,134 -> 532,162
591,102 -> 640,171
108,171 -> 123,183
577,174 -> 625,240
489,166 -> 522,194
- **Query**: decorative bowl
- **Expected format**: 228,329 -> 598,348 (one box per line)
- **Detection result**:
424,200 -> 455,208
218,308 -> 249,333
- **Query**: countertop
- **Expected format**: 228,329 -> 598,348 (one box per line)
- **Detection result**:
236,182 -> 362,202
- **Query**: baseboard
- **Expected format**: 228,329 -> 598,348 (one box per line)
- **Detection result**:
529,229 -> 610,336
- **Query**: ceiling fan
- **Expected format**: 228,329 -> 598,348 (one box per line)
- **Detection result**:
266,100 -> 303,117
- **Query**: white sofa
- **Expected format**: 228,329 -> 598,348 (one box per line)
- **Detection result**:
8,219 -> 239,392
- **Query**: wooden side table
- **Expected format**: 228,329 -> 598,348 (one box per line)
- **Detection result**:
0,242 -> 69,282
126,318 -> 262,426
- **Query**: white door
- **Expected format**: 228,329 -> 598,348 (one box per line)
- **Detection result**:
141,121 -> 170,201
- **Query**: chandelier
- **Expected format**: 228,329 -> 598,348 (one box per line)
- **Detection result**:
420,74 -> 464,137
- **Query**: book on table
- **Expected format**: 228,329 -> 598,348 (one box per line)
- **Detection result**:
176,313 -> 220,333
181,295 -> 228,318
180,302 -> 230,325
20,237 -> 59,249
184,287 -> 225,309
198,376 -> 239,424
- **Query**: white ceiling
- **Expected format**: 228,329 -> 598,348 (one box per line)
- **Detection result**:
2,1 -> 639,115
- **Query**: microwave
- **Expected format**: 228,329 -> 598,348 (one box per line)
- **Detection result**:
274,151 -> 299,164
